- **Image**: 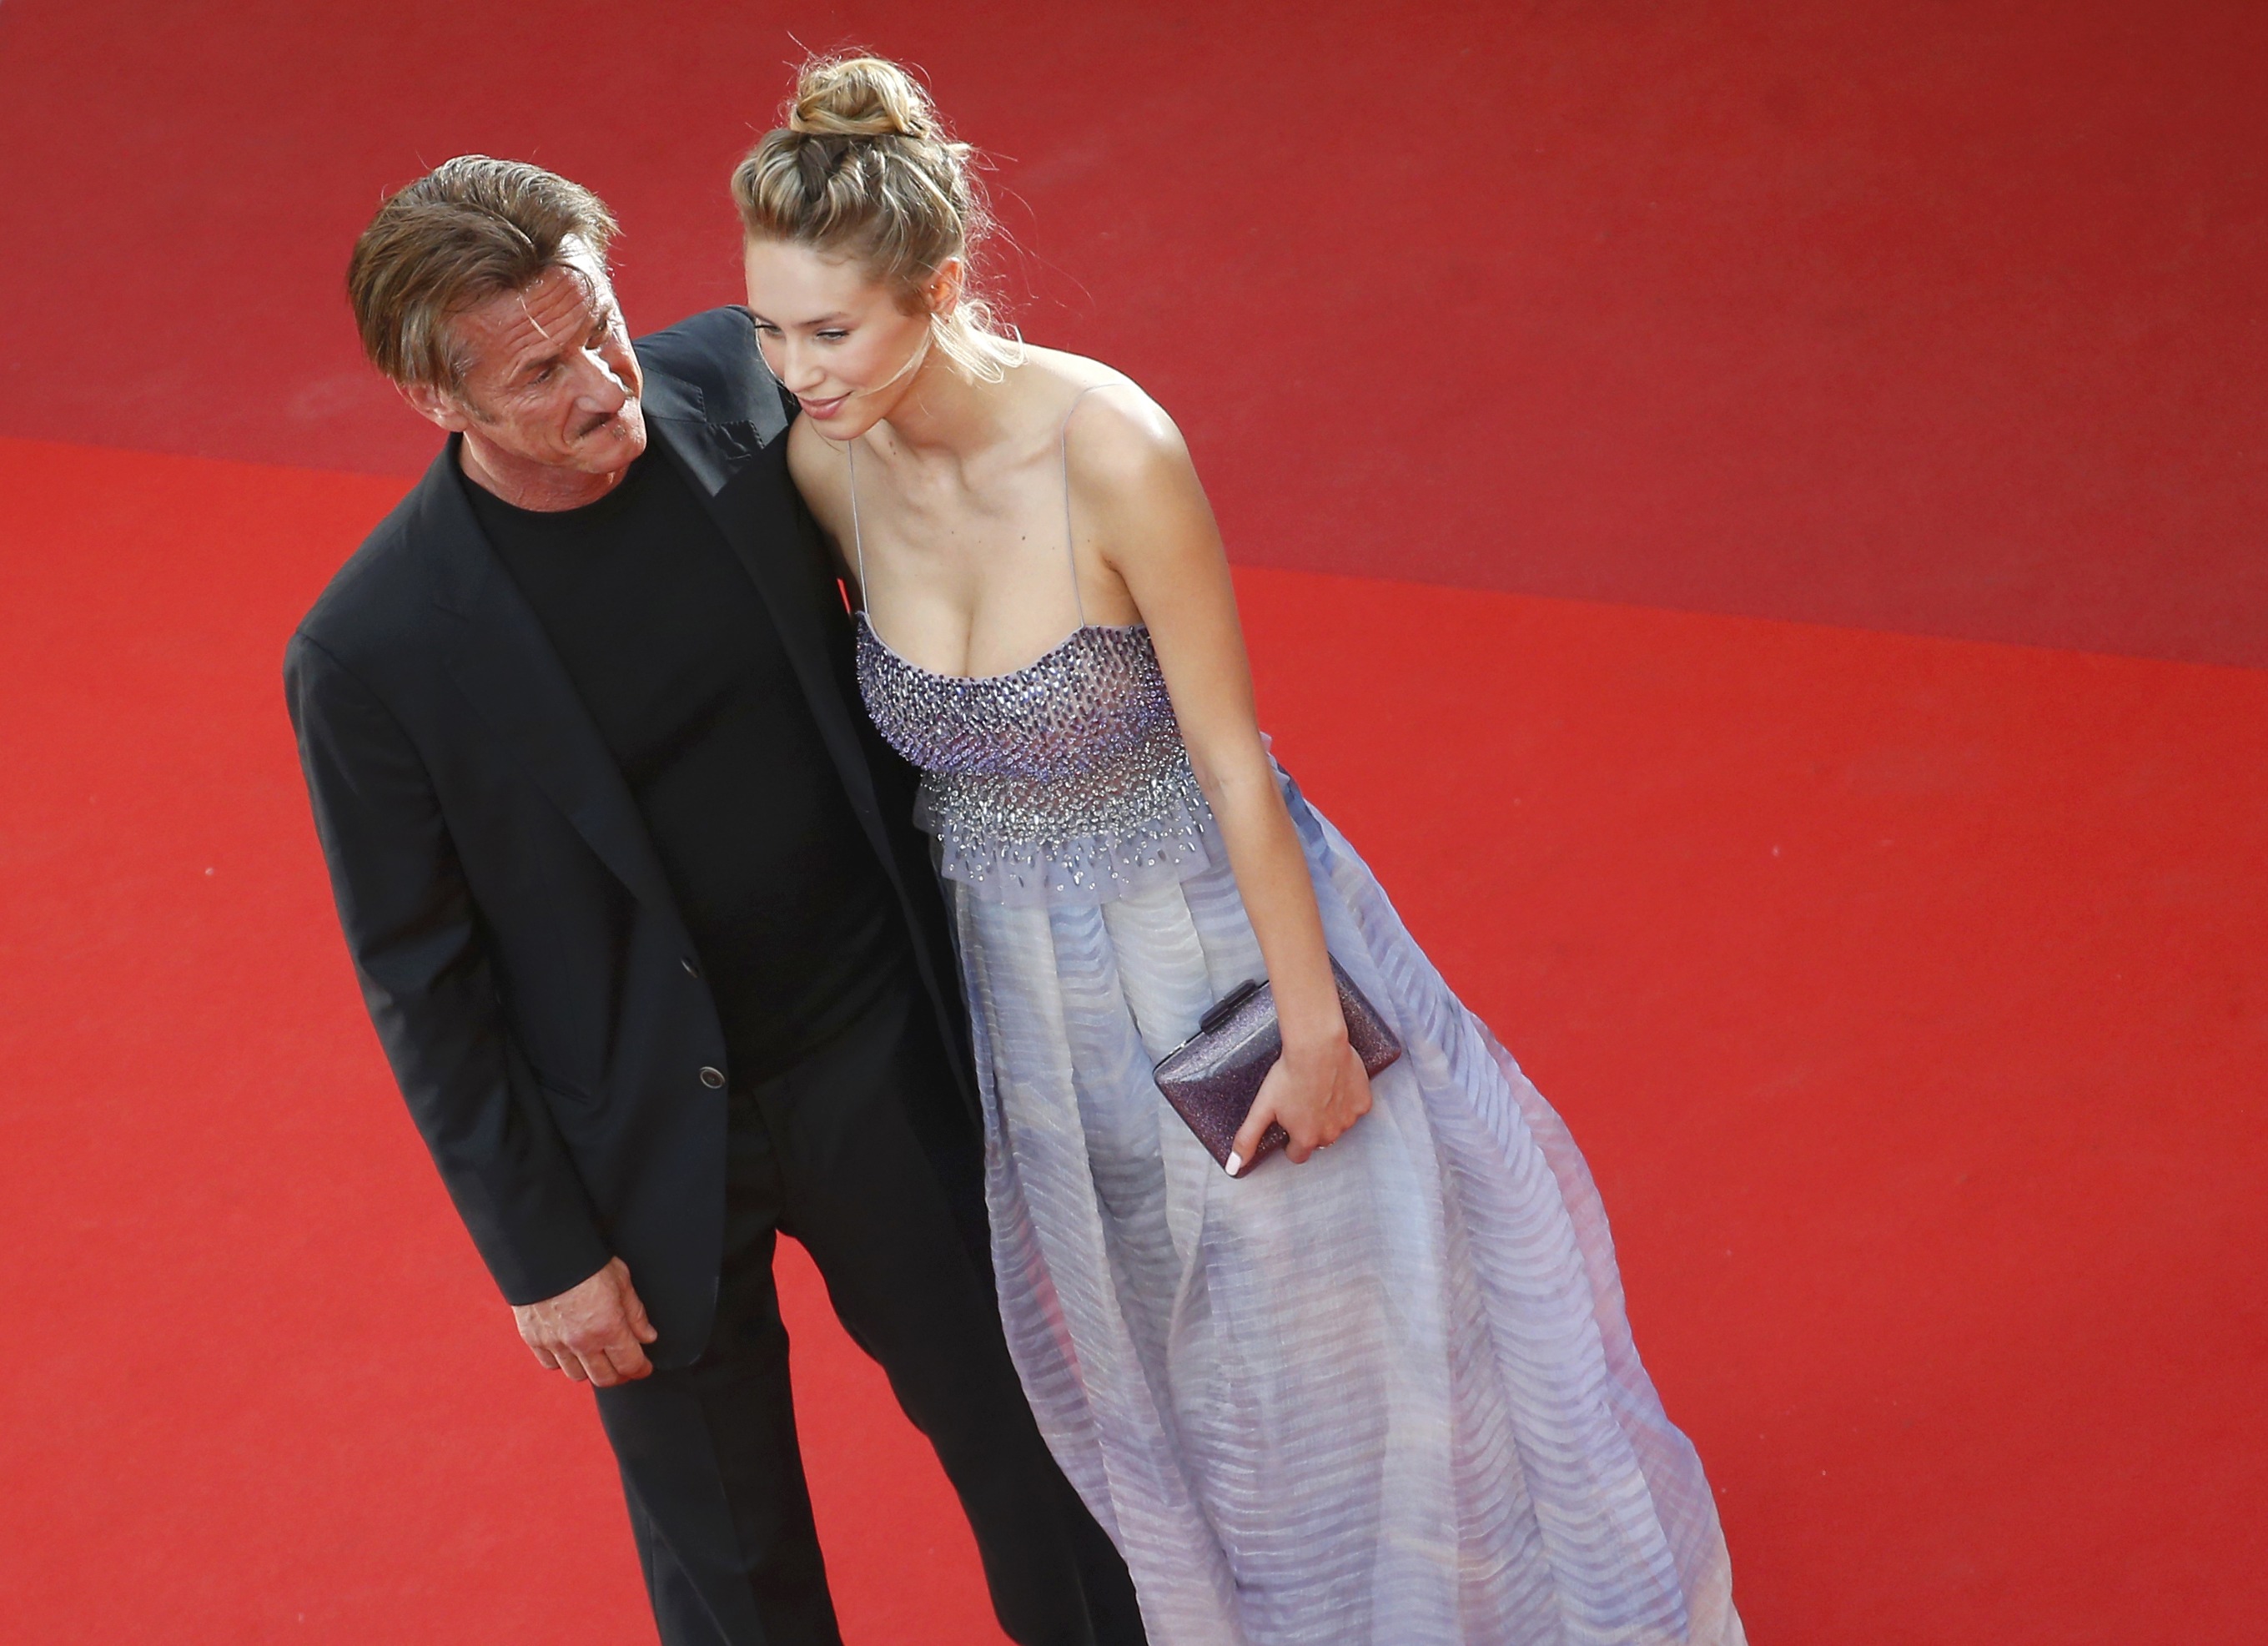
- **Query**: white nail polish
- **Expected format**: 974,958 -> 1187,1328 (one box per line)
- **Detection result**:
1225,1151 -> 1244,1177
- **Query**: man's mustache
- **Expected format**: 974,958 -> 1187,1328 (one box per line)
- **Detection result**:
573,404 -> 636,440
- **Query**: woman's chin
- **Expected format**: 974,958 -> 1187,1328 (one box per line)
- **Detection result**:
799,393 -> 873,437
799,395 -> 888,442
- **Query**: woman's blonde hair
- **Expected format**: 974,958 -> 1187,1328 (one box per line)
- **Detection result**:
732,55 -> 1021,382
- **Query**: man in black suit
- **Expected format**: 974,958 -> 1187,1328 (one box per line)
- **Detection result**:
286,157 -> 1140,1646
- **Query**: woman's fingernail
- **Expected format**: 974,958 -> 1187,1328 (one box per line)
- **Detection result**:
1225,1151 -> 1244,1177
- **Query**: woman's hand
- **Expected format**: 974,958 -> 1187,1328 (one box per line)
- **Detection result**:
1230,1034 -> 1375,1175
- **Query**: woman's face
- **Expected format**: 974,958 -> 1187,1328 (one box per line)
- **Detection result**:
742,239 -> 942,439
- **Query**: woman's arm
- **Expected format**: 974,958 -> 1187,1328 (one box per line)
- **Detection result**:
1073,390 -> 1373,1172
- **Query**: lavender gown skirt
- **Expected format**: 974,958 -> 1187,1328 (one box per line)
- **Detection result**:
857,615 -> 1744,1646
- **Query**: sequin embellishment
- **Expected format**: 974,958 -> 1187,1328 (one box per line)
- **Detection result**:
855,614 -> 1217,907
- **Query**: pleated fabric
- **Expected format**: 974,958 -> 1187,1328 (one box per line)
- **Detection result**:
947,773 -> 1745,1646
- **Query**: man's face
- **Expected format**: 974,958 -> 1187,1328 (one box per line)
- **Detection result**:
407,238 -> 646,481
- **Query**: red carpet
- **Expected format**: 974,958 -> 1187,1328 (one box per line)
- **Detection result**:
2,435 -> 2261,1642
3,0 -> 2264,1636
3,0 -> 2264,664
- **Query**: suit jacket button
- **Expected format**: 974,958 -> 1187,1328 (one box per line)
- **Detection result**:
681,958 -> 701,979
698,1066 -> 726,1089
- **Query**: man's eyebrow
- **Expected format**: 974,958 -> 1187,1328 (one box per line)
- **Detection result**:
508,343 -> 568,381
501,300 -> 614,381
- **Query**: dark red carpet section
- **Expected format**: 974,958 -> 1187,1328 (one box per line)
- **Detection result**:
1,1 -> 2264,662
3,435 -> 2262,1641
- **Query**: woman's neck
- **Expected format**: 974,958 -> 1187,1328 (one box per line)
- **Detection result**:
867,342 -> 1008,464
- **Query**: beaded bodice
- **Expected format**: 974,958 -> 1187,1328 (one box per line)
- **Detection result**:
855,614 -> 1216,907
842,380 -> 1219,905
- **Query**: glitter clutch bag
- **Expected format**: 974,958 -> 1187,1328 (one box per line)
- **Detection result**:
1152,958 -> 1404,1176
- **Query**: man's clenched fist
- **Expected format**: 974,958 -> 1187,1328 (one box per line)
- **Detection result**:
512,1256 -> 658,1387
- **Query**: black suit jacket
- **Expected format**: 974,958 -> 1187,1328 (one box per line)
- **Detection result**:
285,306 -> 973,1367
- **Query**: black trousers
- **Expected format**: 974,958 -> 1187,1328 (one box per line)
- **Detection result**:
594,977 -> 1144,1646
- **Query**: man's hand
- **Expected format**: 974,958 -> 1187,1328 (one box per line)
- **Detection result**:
512,1256 -> 658,1387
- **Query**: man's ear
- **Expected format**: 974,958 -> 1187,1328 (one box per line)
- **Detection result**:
398,377 -> 471,434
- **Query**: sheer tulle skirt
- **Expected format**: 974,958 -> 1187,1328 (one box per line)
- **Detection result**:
947,774 -> 1744,1646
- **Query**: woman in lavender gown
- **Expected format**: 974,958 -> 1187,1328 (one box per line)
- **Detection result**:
732,56 -> 1745,1646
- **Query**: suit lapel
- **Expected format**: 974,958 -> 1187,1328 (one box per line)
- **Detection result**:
415,445 -> 682,919
643,395 -> 901,865
631,319 -> 978,1120
413,333 -> 899,941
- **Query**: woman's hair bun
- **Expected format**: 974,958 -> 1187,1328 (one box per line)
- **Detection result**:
787,54 -> 938,141
736,52 -> 1023,382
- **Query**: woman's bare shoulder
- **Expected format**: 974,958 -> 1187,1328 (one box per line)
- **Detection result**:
1017,346 -> 1189,486
786,415 -> 848,509
1018,350 -> 1214,588
786,413 -> 846,480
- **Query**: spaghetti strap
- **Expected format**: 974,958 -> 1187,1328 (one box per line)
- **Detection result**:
846,439 -> 870,619
1059,382 -> 1115,630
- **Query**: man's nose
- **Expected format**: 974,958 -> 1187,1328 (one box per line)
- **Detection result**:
572,347 -> 631,411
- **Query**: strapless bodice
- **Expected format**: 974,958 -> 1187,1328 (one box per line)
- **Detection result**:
854,613 -> 1217,907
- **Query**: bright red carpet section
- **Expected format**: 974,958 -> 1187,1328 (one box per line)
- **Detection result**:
3,435 -> 2263,1643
